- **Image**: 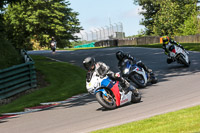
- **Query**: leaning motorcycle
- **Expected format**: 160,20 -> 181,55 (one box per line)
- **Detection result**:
86,72 -> 141,109
120,59 -> 157,88
168,45 -> 190,67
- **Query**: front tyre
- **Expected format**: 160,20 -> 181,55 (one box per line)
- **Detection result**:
130,73 -> 146,88
179,56 -> 190,67
95,90 -> 116,109
52,47 -> 56,52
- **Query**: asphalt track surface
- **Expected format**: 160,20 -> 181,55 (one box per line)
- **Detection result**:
1,47 -> 200,133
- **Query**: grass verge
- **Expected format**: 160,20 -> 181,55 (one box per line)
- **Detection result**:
0,55 -> 87,114
93,105 -> 200,133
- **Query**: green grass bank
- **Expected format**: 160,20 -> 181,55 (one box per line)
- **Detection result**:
0,55 -> 87,114
93,105 -> 200,133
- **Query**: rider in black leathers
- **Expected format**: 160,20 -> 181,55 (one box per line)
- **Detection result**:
116,51 -> 152,74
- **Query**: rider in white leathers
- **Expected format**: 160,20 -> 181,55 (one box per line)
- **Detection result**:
83,57 -> 130,94
162,36 -> 185,64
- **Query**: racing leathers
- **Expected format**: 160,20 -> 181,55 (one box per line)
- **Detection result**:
86,62 -> 130,94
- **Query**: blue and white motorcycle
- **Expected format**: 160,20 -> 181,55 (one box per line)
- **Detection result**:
120,59 -> 157,88
86,72 -> 141,109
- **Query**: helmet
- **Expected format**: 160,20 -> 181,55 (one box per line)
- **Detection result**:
116,51 -> 124,61
83,57 -> 95,70
162,36 -> 169,45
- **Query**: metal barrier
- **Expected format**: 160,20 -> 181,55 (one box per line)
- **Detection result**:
0,50 -> 37,99
74,42 -> 95,48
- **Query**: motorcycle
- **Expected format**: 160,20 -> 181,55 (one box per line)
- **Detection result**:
51,41 -> 56,52
86,72 -> 141,109
120,59 -> 157,88
168,45 -> 190,67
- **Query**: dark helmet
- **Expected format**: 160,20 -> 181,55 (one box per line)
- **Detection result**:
116,50 -> 124,61
83,57 -> 95,70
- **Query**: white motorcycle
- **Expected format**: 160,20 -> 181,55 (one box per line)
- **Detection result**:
86,72 -> 141,109
168,45 -> 190,67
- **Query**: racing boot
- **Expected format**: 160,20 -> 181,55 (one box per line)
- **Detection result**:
129,85 -> 139,96
149,71 -> 158,84
146,69 -> 152,81
167,57 -> 174,64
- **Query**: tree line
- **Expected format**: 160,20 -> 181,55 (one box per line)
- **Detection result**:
1,0 -> 200,50
133,0 -> 200,37
0,0 -> 82,49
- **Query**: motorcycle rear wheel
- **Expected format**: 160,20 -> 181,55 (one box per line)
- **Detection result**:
131,89 -> 141,103
96,90 -> 116,109
151,76 -> 158,84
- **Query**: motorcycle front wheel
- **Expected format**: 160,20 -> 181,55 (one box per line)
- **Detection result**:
95,89 -> 116,109
51,47 -> 56,52
179,55 -> 190,67
130,73 -> 146,88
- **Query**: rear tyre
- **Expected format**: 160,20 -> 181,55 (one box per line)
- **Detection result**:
95,90 -> 116,109
151,77 -> 158,84
131,89 -> 141,103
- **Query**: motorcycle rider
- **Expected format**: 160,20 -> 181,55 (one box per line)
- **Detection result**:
162,36 -> 185,64
116,50 -> 153,75
50,37 -> 57,53
83,57 -> 136,94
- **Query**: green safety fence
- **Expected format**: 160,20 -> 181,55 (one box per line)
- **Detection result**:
0,50 -> 37,100
74,42 -> 95,48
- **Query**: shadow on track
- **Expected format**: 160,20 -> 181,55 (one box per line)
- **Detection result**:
58,94 -> 97,108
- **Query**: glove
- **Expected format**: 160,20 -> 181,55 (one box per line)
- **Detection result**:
165,51 -> 169,56
178,44 -> 184,49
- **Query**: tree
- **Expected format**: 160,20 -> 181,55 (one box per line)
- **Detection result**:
4,0 -> 82,49
152,0 -> 182,36
0,0 -> 25,69
154,0 -> 198,36
133,0 -> 199,36
133,0 -> 160,35
0,0 -> 23,35
178,12 -> 199,35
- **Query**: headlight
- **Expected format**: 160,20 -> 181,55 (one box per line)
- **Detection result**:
123,68 -> 129,74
